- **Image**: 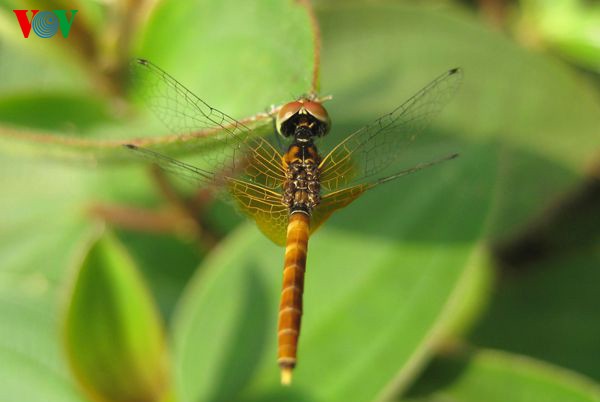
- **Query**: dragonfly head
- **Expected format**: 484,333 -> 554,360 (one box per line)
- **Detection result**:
276,99 -> 331,141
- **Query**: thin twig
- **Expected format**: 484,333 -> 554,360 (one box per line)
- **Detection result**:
89,204 -> 191,234
476,0 -> 508,29
297,0 -> 322,94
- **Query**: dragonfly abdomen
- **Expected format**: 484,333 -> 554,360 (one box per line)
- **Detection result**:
278,212 -> 310,384
278,143 -> 321,385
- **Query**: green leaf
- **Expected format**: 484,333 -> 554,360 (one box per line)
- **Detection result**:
0,94 -> 114,131
404,348 -> 600,402
63,230 -> 171,402
136,0 -> 317,117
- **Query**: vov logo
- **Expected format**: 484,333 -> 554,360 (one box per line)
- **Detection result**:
13,10 -> 78,38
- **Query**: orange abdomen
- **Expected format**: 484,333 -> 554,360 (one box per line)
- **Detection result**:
278,212 -> 310,385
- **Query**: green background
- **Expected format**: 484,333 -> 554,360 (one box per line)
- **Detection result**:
0,0 -> 599,401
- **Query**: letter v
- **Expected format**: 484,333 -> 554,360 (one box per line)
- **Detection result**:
54,10 -> 78,38
13,10 -> 39,38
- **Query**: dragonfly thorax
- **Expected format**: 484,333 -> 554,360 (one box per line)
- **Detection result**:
282,144 -> 321,215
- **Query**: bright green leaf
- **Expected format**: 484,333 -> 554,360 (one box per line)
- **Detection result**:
136,0 -> 317,118
63,230 -> 171,402
518,0 -> 600,72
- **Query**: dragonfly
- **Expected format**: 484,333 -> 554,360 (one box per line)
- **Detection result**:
125,58 -> 462,385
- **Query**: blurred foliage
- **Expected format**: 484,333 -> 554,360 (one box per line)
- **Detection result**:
472,244 -> 600,381
63,230 -> 172,402
405,347 -> 600,402
0,0 -> 599,402
515,0 -> 600,73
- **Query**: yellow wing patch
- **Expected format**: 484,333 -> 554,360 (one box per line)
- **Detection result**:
242,137 -> 287,189
228,178 -> 288,246
318,135 -> 358,192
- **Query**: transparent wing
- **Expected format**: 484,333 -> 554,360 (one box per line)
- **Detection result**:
125,144 -> 289,245
124,144 -> 217,185
125,59 -> 290,246
310,184 -> 369,235
311,153 -> 459,232
128,58 -> 286,189
319,68 -> 462,192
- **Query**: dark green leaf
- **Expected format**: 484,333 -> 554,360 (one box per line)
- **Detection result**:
471,245 -> 600,381
404,348 -> 600,402
0,94 -> 113,131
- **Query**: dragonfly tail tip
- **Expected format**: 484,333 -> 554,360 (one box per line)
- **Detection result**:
281,367 -> 293,386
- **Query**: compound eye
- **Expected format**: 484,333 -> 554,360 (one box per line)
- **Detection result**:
303,100 -> 331,135
303,101 -> 329,125
276,101 -> 303,136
